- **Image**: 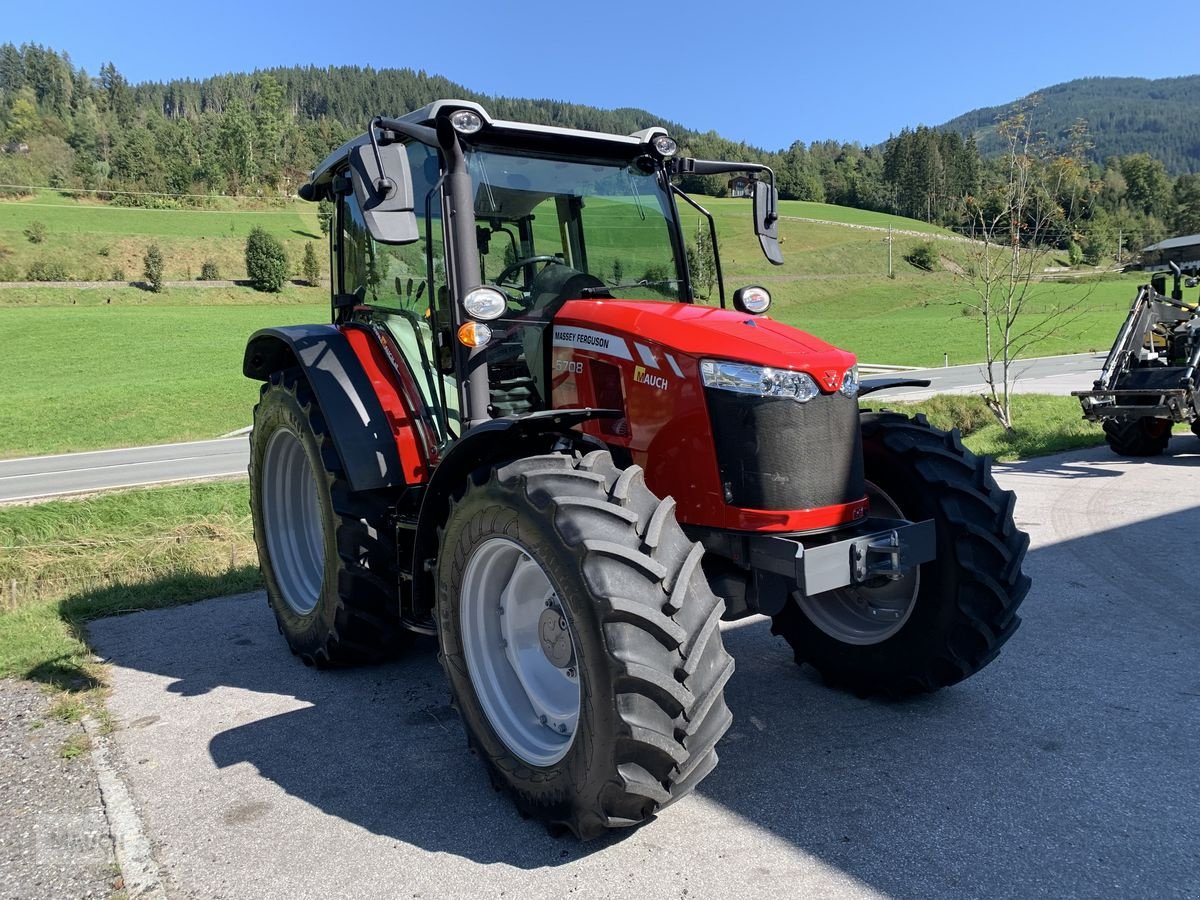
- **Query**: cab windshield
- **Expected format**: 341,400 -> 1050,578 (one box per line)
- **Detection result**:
465,148 -> 685,307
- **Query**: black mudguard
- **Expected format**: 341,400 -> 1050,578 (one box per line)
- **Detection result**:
244,324 -> 405,493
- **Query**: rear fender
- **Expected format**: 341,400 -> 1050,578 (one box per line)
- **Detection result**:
244,325 -> 406,492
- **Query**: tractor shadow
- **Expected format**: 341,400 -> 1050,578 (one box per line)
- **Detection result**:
995,434 -> 1199,479
85,470 -> 1200,893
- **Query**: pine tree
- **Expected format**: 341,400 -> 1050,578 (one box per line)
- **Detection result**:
302,242 -> 321,286
143,243 -> 165,292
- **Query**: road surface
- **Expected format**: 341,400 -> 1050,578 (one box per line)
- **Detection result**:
0,355 -> 1107,503
867,351 -> 1105,401
0,437 -> 248,503
87,439 -> 1200,899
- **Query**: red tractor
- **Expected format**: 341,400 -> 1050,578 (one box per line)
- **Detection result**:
243,101 -> 1030,839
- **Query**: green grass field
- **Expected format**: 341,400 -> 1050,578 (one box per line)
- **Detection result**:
0,293 -> 324,457
0,189 -> 1142,456
0,480 -> 259,689
0,190 -> 325,283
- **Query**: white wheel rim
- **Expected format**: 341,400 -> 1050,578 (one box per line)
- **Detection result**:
459,537 -> 580,767
796,482 -> 920,646
261,427 -> 325,616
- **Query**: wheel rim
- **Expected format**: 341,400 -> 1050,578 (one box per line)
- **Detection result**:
261,427 -> 326,616
796,482 -> 920,646
459,537 -> 580,767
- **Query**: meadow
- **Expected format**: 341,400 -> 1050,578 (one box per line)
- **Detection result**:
0,189 -> 1139,456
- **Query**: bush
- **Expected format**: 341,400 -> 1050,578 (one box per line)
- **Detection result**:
199,259 -> 221,281
0,263 -> 20,281
301,243 -> 321,286
26,260 -> 68,281
97,245 -> 110,257
245,227 -> 289,292
1067,241 -> 1083,266
143,244 -> 165,293
904,241 -> 938,271
111,267 -> 126,282
24,221 -> 47,244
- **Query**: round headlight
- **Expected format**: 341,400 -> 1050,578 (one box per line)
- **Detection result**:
840,366 -> 859,398
449,109 -> 483,134
733,285 -> 772,315
762,369 -> 818,402
652,135 -> 677,157
463,286 -> 506,320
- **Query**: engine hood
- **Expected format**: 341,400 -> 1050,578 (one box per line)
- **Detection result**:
554,298 -> 856,371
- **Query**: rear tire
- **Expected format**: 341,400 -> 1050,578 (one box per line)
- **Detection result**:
771,411 -> 1031,697
436,451 -> 734,840
1103,417 -> 1171,457
1190,421 -> 1200,439
249,369 -> 402,666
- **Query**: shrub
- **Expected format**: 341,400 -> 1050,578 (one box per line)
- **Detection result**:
199,259 -> 221,281
97,245 -> 111,257
0,263 -> 20,281
245,227 -> 289,292
111,267 -> 126,282
143,244 -> 165,293
24,221 -> 47,244
1067,241 -> 1083,266
301,243 -> 321,286
26,260 -> 68,281
905,241 -> 938,271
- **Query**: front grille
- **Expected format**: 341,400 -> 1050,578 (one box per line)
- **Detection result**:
704,389 -> 864,510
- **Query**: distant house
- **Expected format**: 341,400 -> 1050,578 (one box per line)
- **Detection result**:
727,175 -> 751,198
1141,234 -> 1200,274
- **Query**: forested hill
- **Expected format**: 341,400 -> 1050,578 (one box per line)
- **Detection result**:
940,76 -> 1200,174
141,65 -> 691,144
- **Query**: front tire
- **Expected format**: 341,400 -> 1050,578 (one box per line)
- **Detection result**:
771,411 -> 1031,697
436,451 -> 734,840
249,369 -> 402,666
1103,417 -> 1171,457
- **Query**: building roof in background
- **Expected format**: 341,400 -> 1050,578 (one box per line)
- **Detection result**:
1143,234 -> 1200,252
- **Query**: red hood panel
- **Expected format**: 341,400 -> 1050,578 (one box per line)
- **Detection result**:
555,299 -> 856,371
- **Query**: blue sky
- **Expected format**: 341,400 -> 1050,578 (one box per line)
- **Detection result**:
7,0 -> 1196,150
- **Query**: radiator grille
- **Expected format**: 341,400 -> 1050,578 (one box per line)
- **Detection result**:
704,389 -> 864,510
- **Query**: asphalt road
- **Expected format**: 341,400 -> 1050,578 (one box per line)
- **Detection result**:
0,437 -> 248,503
88,438 -> 1200,900
0,354 -> 1105,503
867,351 -> 1105,401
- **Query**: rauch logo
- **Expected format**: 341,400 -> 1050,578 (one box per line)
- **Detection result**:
633,366 -> 669,391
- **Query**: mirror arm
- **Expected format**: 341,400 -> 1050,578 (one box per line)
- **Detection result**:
671,185 -> 726,309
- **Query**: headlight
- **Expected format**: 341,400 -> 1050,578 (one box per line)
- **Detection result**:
652,135 -> 677,157
463,286 -> 506,320
732,285 -> 771,315
700,360 -> 819,402
449,109 -> 483,134
840,365 -> 859,398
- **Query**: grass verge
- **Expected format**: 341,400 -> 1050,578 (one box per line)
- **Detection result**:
871,393 -> 1106,461
0,480 -> 261,692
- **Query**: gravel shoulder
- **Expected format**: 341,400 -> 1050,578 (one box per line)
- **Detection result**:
0,681 -> 116,900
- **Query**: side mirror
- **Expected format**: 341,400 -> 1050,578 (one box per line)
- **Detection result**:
753,180 -> 783,266
348,142 -> 419,245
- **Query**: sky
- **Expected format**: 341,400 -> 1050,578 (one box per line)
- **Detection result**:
6,0 -> 1197,150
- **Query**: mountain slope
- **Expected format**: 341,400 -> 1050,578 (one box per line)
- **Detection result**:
939,76 -> 1200,174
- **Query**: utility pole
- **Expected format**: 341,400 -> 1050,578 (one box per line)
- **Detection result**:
1117,229 -> 1123,268
886,227 -> 893,278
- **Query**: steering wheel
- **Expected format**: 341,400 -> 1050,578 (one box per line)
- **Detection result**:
493,255 -> 565,289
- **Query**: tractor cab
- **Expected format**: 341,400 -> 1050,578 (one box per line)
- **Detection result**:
301,100 -> 781,441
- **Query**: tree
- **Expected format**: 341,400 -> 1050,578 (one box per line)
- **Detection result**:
245,227 -> 289,291
956,99 -> 1089,431
1119,154 -> 1170,215
1171,174 -> 1200,236
143,243 -> 165,292
316,199 -> 334,236
5,86 -> 40,142
686,225 -> 717,299
302,242 -> 321,286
